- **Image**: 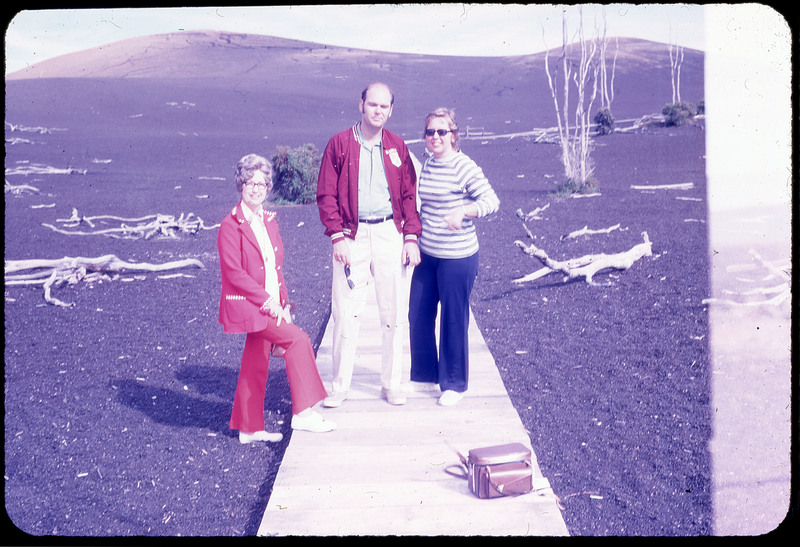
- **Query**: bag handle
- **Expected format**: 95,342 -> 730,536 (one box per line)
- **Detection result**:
444,464 -> 468,479
444,440 -> 467,465
444,440 -> 468,479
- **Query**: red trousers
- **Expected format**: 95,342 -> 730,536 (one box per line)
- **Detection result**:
229,317 -> 327,432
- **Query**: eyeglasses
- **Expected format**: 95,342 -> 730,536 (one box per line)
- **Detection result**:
344,265 -> 355,289
425,128 -> 455,137
244,181 -> 268,190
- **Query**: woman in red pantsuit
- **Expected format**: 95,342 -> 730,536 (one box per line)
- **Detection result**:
218,153 -> 335,444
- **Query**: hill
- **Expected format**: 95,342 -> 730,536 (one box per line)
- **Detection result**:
6,31 -> 698,81
6,31 -> 704,145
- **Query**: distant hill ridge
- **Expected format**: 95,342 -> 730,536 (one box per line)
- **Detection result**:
7,30 -> 699,80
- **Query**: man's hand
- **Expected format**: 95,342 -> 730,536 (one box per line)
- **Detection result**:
332,239 -> 351,266
402,241 -> 421,267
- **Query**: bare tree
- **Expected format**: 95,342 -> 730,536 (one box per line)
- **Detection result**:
669,42 -> 685,104
597,7 -> 618,113
543,6 -> 601,193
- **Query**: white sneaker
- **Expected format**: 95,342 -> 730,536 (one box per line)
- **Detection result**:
438,390 -> 464,406
239,430 -> 283,444
381,388 -> 407,405
291,411 -> 336,433
323,391 -> 348,408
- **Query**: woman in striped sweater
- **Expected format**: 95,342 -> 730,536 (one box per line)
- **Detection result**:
409,108 -> 500,406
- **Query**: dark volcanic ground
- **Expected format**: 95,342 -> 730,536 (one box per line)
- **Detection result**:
5,123 -> 711,537
5,36 -> 712,537
465,125 -> 711,535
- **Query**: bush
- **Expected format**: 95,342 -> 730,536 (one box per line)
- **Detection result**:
593,108 -> 615,135
552,176 -> 599,198
662,101 -> 697,126
269,143 -> 321,204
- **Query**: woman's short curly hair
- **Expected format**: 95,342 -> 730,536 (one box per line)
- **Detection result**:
235,153 -> 273,192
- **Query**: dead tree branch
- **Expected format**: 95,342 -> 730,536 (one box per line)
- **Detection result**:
516,203 -> 550,221
514,231 -> 653,286
5,180 -> 40,195
631,182 -> 694,191
42,208 -> 220,239
5,254 -> 205,307
563,223 -> 623,239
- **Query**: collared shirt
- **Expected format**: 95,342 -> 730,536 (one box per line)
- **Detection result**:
356,122 -> 393,219
240,202 -> 280,299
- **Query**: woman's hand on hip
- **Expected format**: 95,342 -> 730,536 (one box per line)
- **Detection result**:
444,206 -> 466,230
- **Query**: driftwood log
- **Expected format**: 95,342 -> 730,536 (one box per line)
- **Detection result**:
5,254 -> 204,307
42,208 -> 220,239
515,203 -> 550,221
563,223 -> 623,240
514,228 -> 653,286
5,180 -> 40,195
630,182 -> 694,191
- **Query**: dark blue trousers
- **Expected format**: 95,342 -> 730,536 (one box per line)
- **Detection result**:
408,251 -> 479,393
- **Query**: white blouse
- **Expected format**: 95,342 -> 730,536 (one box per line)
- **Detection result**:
240,202 -> 280,300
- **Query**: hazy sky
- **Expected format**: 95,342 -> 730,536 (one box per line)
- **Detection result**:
5,4 -> 706,74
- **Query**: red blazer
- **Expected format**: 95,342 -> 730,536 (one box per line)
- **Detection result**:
217,203 -> 289,334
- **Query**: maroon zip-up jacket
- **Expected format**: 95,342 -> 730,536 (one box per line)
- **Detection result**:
316,124 -> 421,243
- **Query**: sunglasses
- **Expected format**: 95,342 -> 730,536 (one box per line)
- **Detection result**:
344,265 -> 355,289
424,128 -> 455,137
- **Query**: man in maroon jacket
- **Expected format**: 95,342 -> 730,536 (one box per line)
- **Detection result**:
317,82 -> 422,407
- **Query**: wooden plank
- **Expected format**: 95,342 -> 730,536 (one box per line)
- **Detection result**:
259,290 -> 568,536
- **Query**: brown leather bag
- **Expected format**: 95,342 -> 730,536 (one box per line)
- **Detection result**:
448,442 -> 534,499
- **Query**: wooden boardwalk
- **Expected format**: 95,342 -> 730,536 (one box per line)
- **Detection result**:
258,290 -> 568,536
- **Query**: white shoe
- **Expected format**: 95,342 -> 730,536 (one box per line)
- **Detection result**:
239,430 -> 283,444
438,390 -> 464,406
381,388 -> 407,405
323,391 -> 348,408
291,411 -> 336,433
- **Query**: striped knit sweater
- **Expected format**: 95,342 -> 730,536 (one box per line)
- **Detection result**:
417,151 -> 500,259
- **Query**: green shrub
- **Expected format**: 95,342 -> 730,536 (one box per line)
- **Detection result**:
269,143 -> 321,204
593,108 -> 615,135
662,101 -> 696,126
552,176 -> 599,197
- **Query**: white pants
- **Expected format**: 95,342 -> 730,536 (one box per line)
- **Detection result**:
330,220 -> 410,394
